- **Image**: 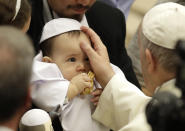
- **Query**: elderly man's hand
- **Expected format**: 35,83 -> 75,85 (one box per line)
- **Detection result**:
80,26 -> 115,88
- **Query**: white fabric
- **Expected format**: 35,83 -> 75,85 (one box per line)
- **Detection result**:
12,0 -> 21,21
40,18 -> 81,43
92,74 -> 178,131
120,112 -> 151,131
0,126 -> 13,131
31,52 -> 125,131
92,74 -> 151,130
21,109 -> 51,126
20,109 -> 53,131
142,2 -> 185,49
80,15 -> 89,27
31,52 -> 69,111
155,78 -> 181,97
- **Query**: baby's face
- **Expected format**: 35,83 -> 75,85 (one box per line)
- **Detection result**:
51,32 -> 91,81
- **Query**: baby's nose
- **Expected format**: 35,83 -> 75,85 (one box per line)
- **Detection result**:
76,63 -> 86,72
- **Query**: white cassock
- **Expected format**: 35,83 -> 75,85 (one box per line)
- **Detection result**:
92,74 -> 180,131
31,52 -> 125,131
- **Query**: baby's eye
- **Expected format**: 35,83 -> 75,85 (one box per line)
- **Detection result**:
68,57 -> 76,62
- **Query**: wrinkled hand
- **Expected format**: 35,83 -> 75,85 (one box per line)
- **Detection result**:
91,88 -> 103,106
80,26 -> 115,88
67,73 -> 91,100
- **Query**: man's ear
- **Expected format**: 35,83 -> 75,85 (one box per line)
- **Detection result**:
145,48 -> 156,73
42,56 -> 53,63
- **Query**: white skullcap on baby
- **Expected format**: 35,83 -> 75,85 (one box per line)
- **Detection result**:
19,109 -> 53,131
142,2 -> 185,49
40,18 -> 82,43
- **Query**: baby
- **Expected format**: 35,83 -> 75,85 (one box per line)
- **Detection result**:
31,18 -> 124,131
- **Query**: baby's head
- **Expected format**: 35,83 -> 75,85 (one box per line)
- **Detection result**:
40,18 -> 91,81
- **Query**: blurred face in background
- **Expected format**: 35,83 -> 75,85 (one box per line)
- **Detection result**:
48,0 -> 96,21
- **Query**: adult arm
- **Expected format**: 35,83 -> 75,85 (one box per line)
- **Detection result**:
86,2 -> 140,88
92,74 -> 150,130
80,26 -> 150,130
80,26 -> 115,87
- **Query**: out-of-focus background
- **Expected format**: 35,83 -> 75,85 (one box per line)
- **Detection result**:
126,0 -> 157,96
126,0 -> 157,46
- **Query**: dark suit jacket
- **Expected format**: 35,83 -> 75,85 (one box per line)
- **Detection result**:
28,1 -> 140,88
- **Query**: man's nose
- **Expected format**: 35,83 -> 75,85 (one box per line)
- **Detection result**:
76,0 -> 90,6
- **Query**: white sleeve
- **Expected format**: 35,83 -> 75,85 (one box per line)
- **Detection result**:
92,74 -> 151,130
31,53 -> 70,112
94,63 -> 126,89
111,63 -> 127,79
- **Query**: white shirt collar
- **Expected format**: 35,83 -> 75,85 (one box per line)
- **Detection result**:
155,78 -> 181,97
80,15 -> 89,27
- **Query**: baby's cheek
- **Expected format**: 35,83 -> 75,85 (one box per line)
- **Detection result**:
61,70 -> 74,81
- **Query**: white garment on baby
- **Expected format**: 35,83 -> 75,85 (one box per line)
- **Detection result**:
31,52 -> 112,131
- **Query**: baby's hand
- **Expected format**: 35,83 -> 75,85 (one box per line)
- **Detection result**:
67,73 -> 91,100
82,71 -> 95,95
91,88 -> 103,106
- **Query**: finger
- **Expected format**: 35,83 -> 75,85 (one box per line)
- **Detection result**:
91,89 -> 103,96
91,96 -> 100,103
81,26 -> 101,43
75,72 -> 87,78
82,75 -> 91,82
81,27 -> 109,63
80,42 -> 99,62
84,81 -> 92,88
94,102 -> 98,106
81,73 -> 91,81
81,26 -> 103,51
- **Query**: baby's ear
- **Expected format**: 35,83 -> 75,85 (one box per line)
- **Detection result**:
42,56 -> 53,63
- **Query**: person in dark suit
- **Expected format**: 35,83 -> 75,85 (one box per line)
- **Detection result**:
27,0 -> 140,88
